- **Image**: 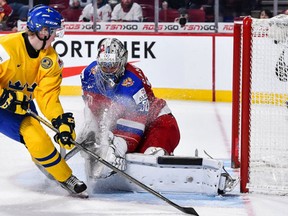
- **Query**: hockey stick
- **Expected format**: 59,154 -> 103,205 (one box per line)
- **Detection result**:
27,109 -> 199,216
64,146 -> 80,160
25,110 -> 67,157
24,109 -> 79,160
64,132 -> 98,161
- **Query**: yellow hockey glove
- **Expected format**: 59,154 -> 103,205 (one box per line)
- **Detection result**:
51,113 -> 76,150
0,89 -> 29,115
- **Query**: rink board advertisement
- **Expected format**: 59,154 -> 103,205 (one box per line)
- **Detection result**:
55,34 -> 213,88
17,21 -> 234,34
52,33 -> 234,101
0,31 -> 234,101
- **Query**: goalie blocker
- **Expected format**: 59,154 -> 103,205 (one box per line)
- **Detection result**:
84,153 -> 237,195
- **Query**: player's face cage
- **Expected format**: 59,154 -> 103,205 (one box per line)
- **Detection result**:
38,26 -> 65,38
98,53 -> 122,74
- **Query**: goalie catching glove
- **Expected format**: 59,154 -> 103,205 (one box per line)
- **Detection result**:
0,88 -> 29,115
107,131 -> 128,171
52,113 -> 76,150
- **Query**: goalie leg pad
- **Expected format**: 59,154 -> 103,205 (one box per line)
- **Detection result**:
86,153 -> 236,195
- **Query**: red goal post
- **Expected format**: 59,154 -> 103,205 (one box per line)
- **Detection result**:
231,15 -> 288,194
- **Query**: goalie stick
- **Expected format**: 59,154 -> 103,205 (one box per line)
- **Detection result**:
64,131 -> 98,160
26,109 -> 199,216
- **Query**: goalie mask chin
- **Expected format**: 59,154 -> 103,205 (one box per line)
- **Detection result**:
95,65 -> 123,94
95,38 -> 128,93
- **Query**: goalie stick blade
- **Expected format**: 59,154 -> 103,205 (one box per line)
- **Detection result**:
180,207 -> 199,215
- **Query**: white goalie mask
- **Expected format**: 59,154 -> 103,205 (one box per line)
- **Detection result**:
96,38 -> 128,90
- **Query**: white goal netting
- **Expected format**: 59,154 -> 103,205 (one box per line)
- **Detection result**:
246,15 -> 288,195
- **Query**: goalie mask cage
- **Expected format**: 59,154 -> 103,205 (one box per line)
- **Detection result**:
231,15 -> 288,194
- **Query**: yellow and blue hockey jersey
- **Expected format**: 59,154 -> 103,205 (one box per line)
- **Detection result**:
0,32 -> 64,121
0,32 -> 65,141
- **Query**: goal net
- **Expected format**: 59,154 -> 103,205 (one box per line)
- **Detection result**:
231,15 -> 288,194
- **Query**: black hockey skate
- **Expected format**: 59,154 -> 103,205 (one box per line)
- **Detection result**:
59,175 -> 88,198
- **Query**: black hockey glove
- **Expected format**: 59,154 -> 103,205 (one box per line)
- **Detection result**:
52,113 -> 76,150
0,88 -> 29,115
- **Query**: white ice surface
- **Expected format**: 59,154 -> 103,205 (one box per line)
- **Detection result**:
0,96 -> 288,216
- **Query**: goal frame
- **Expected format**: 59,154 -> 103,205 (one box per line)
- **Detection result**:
232,14 -> 288,194
231,17 -> 252,193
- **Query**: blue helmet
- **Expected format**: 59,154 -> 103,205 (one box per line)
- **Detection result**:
27,5 -> 64,37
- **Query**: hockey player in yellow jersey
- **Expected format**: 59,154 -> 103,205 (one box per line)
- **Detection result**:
0,5 -> 87,195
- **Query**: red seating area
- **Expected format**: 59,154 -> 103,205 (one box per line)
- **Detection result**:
159,9 -> 179,22
140,4 -> 155,22
49,0 -> 69,13
187,9 -> 206,22
136,0 -> 160,5
159,9 -> 206,23
49,0 -> 206,23
49,0 -> 81,22
61,8 -> 83,22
